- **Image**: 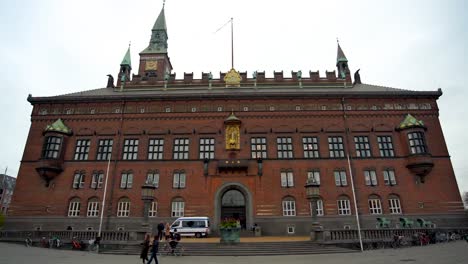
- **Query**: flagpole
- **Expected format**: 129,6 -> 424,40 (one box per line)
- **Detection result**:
97,152 -> 112,251
231,17 -> 234,69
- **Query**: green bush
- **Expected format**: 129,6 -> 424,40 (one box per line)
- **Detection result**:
220,218 -> 238,228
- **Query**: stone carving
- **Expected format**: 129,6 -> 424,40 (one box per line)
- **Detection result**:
353,69 -> 361,84
224,68 -> 242,87
106,74 -> 115,88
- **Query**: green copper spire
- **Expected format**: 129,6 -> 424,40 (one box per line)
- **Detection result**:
141,5 -> 168,54
398,114 -> 425,130
45,118 -> 72,135
121,46 -> 132,67
336,43 -> 348,64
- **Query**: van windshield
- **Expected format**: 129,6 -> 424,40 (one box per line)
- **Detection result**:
171,221 -> 180,228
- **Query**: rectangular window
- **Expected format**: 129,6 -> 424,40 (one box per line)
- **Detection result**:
328,136 -> 345,158
307,170 -> 321,185
389,198 -> 402,214
280,171 -> 294,187
122,139 -> 139,160
377,136 -> 394,157
117,201 -> 130,217
74,139 -> 90,160
310,200 -> 324,216
334,170 -> 347,186
173,138 -> 189,160
146,171 -> 160,188
408,132 -> 428,154
87,201 -> 99,217
277,137 -> 293,158
90,172 -> 104,189
251,137 -> 267,159
368,199 -> 382,214
199,138 -> 215,159
337,199 -> 351,215
96,139 -> 113,161
364,170 -> 378,186
354,136 -> 371,157
383,169 -> 397,185
303,137 -> 319,158
171,201 -> 184,217
120,172 -> 133,189
148,138 -> 164,160
173,171 -> 186,188
72,172 -> 85,189
42,136 -> 62,159
282,200 -> 296,216
68,201 -> 80,217
148,201 -> 158,217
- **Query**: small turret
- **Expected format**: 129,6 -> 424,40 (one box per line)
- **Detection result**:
117,46 -> 132,88
336,42 -> 350,79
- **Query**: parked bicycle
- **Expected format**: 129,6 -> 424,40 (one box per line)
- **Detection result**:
25,233 -> 33,247
391,234 -> 408,249
48,236 -> 61,248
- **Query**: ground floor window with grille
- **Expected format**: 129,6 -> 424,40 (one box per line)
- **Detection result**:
117,198 -> 130,217
68,198 -> 80,217
368,196 -> 382,214
149,201 -> 158,217
388,195 -> 402,214
282,197 -> 296,216
172,200 -> 184,217
87,198 -> 100,217
310,199 -> 324,216
337,197 -> 351,215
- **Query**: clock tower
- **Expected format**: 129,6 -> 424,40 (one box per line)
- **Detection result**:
138,4 -> 173,81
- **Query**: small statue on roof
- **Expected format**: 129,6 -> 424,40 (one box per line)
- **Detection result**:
106,74 -> 115,88
353,69 -> 361,85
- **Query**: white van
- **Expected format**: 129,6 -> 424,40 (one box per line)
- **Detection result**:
170,216 -> 211,238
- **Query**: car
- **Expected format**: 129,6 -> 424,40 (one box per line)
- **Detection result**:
170,216 -> 211,238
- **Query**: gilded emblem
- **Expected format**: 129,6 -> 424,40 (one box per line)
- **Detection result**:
224,68 -> 242,87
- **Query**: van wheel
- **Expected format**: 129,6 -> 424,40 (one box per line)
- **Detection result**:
195,233 -> 202,238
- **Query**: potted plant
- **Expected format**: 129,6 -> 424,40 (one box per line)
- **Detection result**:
219,218 -> 241,244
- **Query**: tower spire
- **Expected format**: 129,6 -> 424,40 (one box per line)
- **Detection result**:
141,3 -> 168,54
336,41 -> 349,79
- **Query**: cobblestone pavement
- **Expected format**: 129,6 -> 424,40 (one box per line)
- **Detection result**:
1,241 -> 467,264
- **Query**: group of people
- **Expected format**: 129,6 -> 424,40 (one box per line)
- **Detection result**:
140,222 -> 181,264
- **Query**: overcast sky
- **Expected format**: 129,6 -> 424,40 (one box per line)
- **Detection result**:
1,0 -> 467,194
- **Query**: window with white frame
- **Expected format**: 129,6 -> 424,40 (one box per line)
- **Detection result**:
407,131 -> 428,154
146,170 -> 159,188
74,139 -> 90,160
199,138 -> 215,159
328,136 -> 345,158
334,170 -> 347,186
72,171 -> 85,189
377,136 -> 394,157
173,138 -> 189,160
277,137 -> 293,158
354,136 -> 371,157
303,137 -> 319,158
42,136 -> 62,159
310,199 -> 324,216
148,201 -> 158,217
117,198 -> 130,217
87,198 -> 99,217
307,170 -> 321,185
120,171 -> 133,189
171,199 -> 184,217
280,170 -> 294,188
337,197 -> 351,215
148,138 -> 164,160
96,139 -> 113,161
90,171 -> 104,189
388,195 -> 402,214
282,197 -> 296,216
251,137 -> 267,159
383,169 -> 397,186
364,170 -> 378,186
368,196 -> 382,214
122,139 -> 139,160
68,198 -> 81,217
173,170 -> 186,189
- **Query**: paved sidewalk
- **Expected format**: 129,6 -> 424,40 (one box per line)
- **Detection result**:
1,241 -> 468,264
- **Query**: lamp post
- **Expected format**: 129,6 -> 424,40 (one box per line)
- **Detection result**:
141,184 -> 156,229
305,177 -> 321,241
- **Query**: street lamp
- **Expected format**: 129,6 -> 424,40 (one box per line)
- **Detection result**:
304,177 -> 321,228
141,184 -> 156,227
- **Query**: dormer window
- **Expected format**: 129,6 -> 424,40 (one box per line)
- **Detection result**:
42,136 -> 62,159
408,132 -> 428,154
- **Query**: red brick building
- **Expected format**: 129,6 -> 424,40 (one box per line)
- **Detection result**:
7,6 -> 466,235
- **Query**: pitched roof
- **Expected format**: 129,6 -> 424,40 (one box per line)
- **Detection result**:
121,47 -> 131,67
44,118 -> 73,135
337,43 -> 348,64
398,114 -> 426,130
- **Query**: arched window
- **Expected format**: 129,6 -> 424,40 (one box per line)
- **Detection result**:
368,195 -> 382,214
149,200 -> 158,217
117,197 -> 131,217
337,195 -> 351,215
68,197 -> 81,217
171,197 -> 185,217
388,194 -> 402,214
87,197 -> 100,217
282,196 -> 296,216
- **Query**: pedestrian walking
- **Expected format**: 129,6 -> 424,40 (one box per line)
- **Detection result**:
164,222 -> 171,240
157,222 -> 165,241
147,236 -> 159,264
140,233 -> 150,264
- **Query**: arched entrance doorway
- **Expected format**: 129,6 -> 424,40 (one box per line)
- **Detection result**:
221,189 -> 246,229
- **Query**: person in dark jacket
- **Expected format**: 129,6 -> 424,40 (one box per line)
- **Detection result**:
147,236 -> 159,264
157,222 -> 165,241
139,233 -> 150,264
